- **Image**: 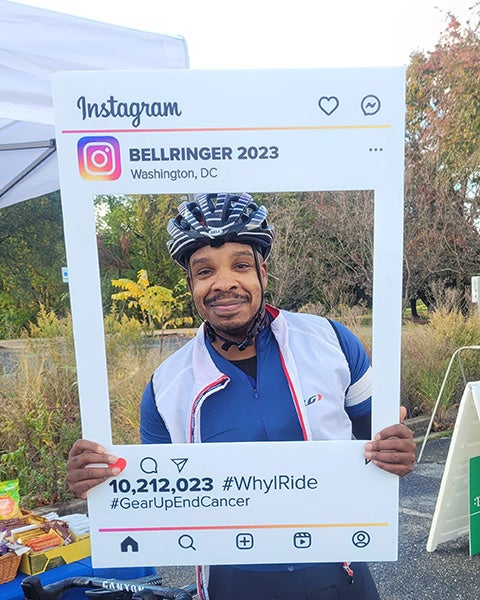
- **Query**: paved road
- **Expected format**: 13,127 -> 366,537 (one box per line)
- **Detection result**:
157,437 -> 479,599
370,436 -> 479,600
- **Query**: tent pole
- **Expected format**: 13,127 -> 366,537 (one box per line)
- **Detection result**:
0,139 -> 56,199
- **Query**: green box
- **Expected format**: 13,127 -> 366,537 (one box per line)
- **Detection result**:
469,456 -> 480,556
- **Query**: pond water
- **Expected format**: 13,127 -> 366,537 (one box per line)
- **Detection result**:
0,332 -> 194,373
143,332 -> 194,356
0,342 -> 27,373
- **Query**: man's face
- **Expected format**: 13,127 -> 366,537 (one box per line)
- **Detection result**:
187,242 -> 268,339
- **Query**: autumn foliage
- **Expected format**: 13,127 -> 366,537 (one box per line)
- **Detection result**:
405,11 -> 480,315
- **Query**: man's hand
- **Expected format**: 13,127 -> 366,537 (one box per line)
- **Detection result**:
66,439 -> 120,499
364,407 -> 416,477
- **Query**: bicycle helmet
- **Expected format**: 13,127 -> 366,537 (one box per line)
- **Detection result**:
167,192 -> 274,269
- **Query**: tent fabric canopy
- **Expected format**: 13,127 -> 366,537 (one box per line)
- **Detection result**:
0,0 -> 189,208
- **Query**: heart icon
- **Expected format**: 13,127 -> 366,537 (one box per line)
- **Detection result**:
111,457 -> 127,473
318,96 -> 339,116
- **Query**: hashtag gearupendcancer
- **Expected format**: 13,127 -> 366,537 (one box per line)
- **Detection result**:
112,495 -> 252,511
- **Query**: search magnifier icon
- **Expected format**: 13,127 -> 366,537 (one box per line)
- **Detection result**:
178,534 -> 196,550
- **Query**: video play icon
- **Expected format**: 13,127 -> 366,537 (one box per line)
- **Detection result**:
293,532 -> 311,548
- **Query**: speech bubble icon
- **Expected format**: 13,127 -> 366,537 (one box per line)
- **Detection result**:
361,95 -> 381,116
140,456 -> 158,474
318,96 -> 339,116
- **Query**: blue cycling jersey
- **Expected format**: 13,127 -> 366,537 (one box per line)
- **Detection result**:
140,318 -> 370,445
139,314 -> 373,579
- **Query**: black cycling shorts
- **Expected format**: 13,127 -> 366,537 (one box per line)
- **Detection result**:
207,562 -> 380,600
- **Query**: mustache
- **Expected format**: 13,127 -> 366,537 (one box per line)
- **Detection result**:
205,292 -> 249,306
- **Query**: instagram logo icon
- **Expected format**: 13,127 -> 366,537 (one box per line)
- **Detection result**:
77,136 -> 121,180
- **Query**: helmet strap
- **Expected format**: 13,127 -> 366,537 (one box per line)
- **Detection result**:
205,309 -> 267,352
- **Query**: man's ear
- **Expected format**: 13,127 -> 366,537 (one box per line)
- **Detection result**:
186,273 -> 193,294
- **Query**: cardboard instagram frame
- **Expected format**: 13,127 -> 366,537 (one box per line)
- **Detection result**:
53,68 -> 405,567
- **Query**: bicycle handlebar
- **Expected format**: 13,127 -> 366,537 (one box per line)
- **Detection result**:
21,574 -> 197,600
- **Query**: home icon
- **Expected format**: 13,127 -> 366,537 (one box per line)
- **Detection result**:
120,536 -> 139,552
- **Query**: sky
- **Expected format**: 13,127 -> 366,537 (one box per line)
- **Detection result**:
10,0 -> 479,69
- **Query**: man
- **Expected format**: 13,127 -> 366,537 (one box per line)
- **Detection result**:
67,192 -> 415,600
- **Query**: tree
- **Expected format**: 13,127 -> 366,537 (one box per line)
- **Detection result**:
95,194 -> 187,313
405,10 -> 480,314
0,192 -> 67,337
263,191 -> 374,312
260,192 -> 319,309
111,269 -> 192,331
307,191 -> 374,311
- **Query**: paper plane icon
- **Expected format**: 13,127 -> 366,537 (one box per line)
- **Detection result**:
171,458 -> 188,473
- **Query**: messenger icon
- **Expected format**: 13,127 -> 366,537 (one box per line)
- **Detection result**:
361,95 -> 381,116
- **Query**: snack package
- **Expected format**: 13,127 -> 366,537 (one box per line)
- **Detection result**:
0,479 -> 21,520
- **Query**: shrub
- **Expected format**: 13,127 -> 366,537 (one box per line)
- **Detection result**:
0,308 -> 189,505
401,310 -> 480,420
0,335 -> 80,505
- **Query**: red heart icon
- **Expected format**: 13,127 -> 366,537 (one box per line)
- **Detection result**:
111,458 -> 127,473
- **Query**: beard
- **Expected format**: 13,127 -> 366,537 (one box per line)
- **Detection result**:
202,292 -> 259,340
213,319 -> 251,339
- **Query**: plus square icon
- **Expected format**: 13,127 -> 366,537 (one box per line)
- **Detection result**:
236,533 -> 254,550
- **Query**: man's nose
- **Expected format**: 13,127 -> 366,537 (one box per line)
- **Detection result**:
212,269 -> 238,290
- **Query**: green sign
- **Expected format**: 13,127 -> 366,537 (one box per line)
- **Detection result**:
469,455 -> 480,556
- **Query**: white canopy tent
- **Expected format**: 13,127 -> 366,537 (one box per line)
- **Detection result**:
0,0 -> 189,209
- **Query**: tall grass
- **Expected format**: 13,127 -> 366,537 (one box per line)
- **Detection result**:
0,333 -> 79,505
401,310 -> 480,419
0,306 -> 478,505
0,309 -> 185,505
104,311 -> 164,445
299,302 -> 479,421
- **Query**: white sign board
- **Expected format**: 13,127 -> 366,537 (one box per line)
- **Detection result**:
427,381 -> 480,552
90,441 -> 395,567
52,68 -> 405,567
472,276 -> 480,303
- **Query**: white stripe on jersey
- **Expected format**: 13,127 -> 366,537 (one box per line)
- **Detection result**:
345,365 -> 372,408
